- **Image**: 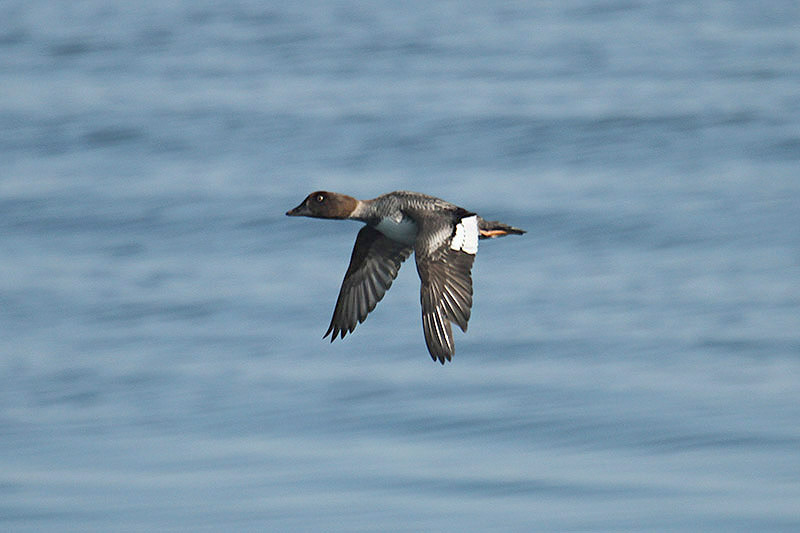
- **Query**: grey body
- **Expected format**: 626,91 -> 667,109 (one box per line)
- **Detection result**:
286,190 -> 524,363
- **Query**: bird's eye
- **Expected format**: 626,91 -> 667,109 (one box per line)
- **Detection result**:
315,194 -> 325,203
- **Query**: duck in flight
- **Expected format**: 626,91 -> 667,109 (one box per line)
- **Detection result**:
286,190 -> 525,364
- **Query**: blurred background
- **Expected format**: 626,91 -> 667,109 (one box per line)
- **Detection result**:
2,1 -> 799,531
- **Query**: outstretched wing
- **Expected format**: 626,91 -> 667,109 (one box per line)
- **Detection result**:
325,226 -> 413,341
414,214 -> 478,363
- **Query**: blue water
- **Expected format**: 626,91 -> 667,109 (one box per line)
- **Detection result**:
2,1 -> 800,531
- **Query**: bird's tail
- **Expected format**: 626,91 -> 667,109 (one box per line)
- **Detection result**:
477,218 -> 526,239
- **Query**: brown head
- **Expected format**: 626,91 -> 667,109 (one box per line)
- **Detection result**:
285,191 -> 359,219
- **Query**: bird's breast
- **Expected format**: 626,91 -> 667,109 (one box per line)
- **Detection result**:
374,216 -> 418,246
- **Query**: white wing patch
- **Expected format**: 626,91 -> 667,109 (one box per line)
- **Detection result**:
450,215 -> 479,255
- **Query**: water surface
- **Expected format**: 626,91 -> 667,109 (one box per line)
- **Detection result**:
2,1 -> 800,531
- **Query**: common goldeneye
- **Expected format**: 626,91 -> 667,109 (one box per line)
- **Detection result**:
286,190 -> 525,364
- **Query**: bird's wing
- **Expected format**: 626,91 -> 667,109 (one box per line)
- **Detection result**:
325,226 -> 413,341
414,215 -> 477,363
